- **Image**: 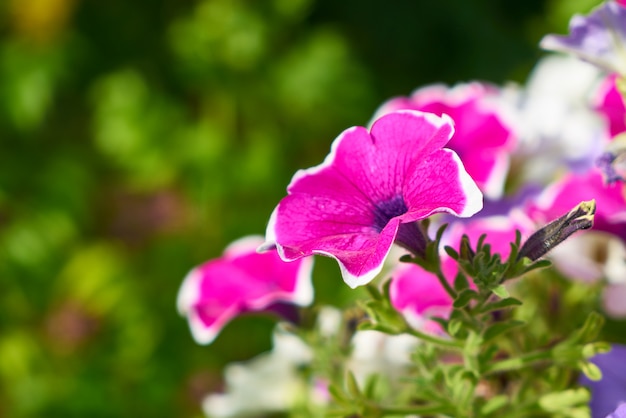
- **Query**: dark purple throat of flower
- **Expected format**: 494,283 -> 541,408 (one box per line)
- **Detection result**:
372,195 -> 427,256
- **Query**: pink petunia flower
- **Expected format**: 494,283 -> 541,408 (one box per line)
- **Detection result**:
523,170 -> 626,317
263,110 -> 483,288
594,74 -> 626,183
525,169 -> 626,239
177,236 -> 313,344
595,74 -> 626,137
389,259 -> 456,334
540,1 -> 626,75
374,83 -> 516,198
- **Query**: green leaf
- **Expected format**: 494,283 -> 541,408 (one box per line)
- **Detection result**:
573,311 -> 605,344
492,284 -> 509,298
579,361 -> 602,381
444,245 -> 459,260
538,388 -> 590,412
356,322 -> 397,334
453,271 -> 470,292
447,319 -> 463,337
479,297 -> 522,314
453,289 -> 479,308
363,374 -> 379,398
365,283 -> 383,301
381,278 -> 393,301
480,394 -> 508,415
522,259 -> 552,274
328,383 -> 349,404
431,316 -> 449,331
478,344 -> 499,364
483,320 -> 525,342
582,341 -> 611,358
345,371 -> 361,398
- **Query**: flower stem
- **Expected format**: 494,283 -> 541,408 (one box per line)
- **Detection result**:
380,403 -> 453,416
406,327 -> 463,349
483,349 -> 553,375
436,271 -> 457,299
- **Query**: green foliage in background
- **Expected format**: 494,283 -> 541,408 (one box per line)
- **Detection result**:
0,0 -> 601,416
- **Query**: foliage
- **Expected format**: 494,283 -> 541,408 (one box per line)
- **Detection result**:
0,0 -> 605,417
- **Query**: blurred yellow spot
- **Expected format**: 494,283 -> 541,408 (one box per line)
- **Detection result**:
9,0 -> 77,43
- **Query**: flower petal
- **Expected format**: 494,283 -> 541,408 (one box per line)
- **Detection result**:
265,110 -> 483,287
390,260 -> 455,333
540,2 -> 626,75
178,236 -> 314,344
373,83 -> 516,198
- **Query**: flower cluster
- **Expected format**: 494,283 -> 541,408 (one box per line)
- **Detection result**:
178,2 -> 626,417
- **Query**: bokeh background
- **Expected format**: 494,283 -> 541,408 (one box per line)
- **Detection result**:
0,0 -> 603,416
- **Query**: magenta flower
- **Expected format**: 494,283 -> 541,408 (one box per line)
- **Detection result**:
540,1 -> 626,75
595,74 -> 626,137
177,236 -> 314,344
389,260 -> 455,333
373,83 -> 516,198
594,75 -> 626,183
263,110 -> 483,288
525,169 -> 626,240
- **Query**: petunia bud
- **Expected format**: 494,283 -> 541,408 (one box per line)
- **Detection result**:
517,200 -> 596,262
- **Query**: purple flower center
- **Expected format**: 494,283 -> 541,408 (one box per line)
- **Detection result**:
373,195 -> 427,256
372,195 -> 408,231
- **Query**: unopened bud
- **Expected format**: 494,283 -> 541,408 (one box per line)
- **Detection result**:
518,200 -> 596,262
459,234 -> 476,262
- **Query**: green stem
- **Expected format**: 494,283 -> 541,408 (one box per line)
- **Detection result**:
380,403 -> 453,416
406,327 -> 464,349
483,349 -> 553,375
436,271 -> 457,299
472,292 -> 492,313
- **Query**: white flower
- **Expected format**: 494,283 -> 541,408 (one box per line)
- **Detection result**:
202,326 -> 313,417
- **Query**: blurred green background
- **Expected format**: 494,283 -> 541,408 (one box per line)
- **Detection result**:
0,0 -> 601,416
